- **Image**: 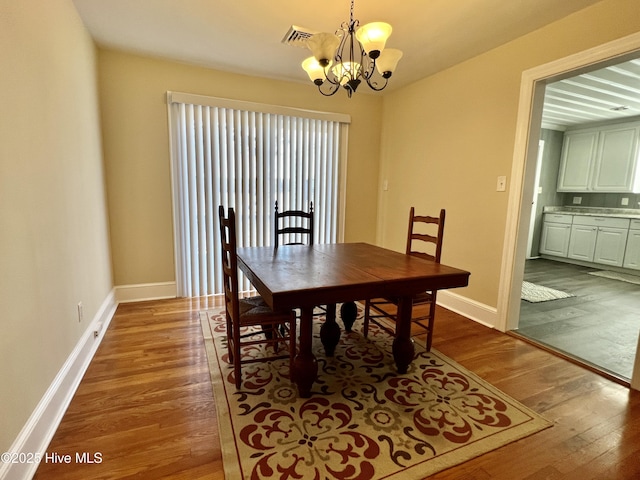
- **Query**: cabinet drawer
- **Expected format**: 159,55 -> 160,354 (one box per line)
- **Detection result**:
630,219 -> 640,230
543,213 -> 573,225
571,216 -> 630,229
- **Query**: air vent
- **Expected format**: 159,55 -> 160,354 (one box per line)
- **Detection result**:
281,25 -> 315,47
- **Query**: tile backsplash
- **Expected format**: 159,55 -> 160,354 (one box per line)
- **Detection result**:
561,192 -> 640,210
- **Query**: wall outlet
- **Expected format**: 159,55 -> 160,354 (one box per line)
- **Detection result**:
77,301 -> 83,323
572,196 -> 582,205
622,197 -> 629,206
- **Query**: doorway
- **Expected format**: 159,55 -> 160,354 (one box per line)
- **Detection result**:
497,32 -> 640,390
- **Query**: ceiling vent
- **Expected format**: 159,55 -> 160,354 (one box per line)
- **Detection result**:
281,25 -> 315,47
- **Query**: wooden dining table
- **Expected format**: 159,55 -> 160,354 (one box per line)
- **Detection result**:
236,242 -> 470,397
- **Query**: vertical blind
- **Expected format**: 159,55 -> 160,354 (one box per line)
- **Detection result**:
167,92 -> 350,297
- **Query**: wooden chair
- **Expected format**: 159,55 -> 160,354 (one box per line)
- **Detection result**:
274,201 -> 314,248
218,206 -> 296,388
363,207 -> 446,351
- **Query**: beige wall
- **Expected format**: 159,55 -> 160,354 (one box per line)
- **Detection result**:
0,0 -> 112,452
378,0 -> 640,308
98,51 -> 383,286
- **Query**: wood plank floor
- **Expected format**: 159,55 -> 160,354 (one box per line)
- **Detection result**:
518,258 -> 640,382
34,297 -> 640,479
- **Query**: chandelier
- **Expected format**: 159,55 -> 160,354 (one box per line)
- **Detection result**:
301,0 -> 402,97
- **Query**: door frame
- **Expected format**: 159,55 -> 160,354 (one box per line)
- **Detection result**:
496,31 -> 640,389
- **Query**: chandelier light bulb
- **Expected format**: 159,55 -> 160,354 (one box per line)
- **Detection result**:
355,22 -> 392,59
376,48 -> 403,77
306,32 -> 340,67
302,56 -> 327,84
331,61 -> 362,85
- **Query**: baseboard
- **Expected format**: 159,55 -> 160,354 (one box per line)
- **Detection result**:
437,290 -> 498,329
0,290 -> 118,480
114,281 -> 177,303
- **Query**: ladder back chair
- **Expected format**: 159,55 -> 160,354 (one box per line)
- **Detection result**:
274,201 -> 314,248
274,200 -> 330,319
363,207 -> 446,351
218,206 -> 297,388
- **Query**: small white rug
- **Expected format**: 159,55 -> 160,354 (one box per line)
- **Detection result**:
521,281 -> 574,303
588,270 -> 640,285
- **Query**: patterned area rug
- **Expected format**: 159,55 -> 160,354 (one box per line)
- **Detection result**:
588,270 -> 640,285
521,281 -> 574,303
200,308 -> 551,480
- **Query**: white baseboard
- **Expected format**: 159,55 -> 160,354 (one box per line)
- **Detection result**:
114,281 -> 177,303
0,290 -> 118,480
437,290 -> 498,330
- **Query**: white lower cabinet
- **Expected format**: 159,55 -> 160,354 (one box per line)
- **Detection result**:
594,226 -> 629,267
623,220 -> 640,270
568,224 -> 597,261
568,216 -> 629,267
542,213 -> 634,268
540,214 -> 572,257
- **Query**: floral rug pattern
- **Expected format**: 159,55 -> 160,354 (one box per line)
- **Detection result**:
200,307 -> 551,480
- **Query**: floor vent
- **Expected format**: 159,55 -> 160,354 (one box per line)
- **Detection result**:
281,25 -> 315,47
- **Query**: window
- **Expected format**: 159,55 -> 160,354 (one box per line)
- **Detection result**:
167,92 -> 350,297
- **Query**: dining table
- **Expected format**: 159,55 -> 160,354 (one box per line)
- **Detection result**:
236,242 -> 470,397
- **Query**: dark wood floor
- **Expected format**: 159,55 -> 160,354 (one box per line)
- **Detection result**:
35,297 -> 640,479
518,258 -> 640,382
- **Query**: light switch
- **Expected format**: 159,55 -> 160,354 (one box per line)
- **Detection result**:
573,196 -> 582,205
622,197 -> 629,206
496,176 -> 507,192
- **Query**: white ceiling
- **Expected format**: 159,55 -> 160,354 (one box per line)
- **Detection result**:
73,0 -> 604,90
542,58 -> 640,130
71,0 -> 639,128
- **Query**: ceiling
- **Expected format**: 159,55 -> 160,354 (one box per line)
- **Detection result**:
73,0 -> 605,90
541,58 -> 640,130
71,0 -> 639,128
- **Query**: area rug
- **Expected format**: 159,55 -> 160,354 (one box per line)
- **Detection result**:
521,281 -> 574,303
588,270 -> 640,285
200,307 -> 551,480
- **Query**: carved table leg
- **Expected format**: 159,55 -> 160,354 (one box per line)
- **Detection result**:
292,306 -> 318,398
320,303 -> 340,356
392,296 -> 415,374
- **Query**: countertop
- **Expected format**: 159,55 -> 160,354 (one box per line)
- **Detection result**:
543,206 -> 640,219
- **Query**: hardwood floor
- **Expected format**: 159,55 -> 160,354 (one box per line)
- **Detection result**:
35,297 -> 640,479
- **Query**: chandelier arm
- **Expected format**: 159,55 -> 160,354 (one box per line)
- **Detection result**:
363,75 -> 389,91
317,82 -> 341,96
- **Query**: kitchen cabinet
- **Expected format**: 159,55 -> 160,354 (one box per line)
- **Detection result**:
592,125 -> 640,191
541,212 -> 634,268
557,121 -> 640,193
557,130 -> 598,192
568,223 -> 597,261
623,220 -> 640,270
567,216 -> 630,267
594,226 -> 629,267
540,214 -> 572,257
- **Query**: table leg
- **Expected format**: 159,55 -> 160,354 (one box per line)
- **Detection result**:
392,296 -> 415,374
320,303 -> 340,356
292,306 -> 318,398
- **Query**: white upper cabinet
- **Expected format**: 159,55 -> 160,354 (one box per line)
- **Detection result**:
592,125 -> 640,191
557,130 -> 598,191
557,121 -> 640,193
